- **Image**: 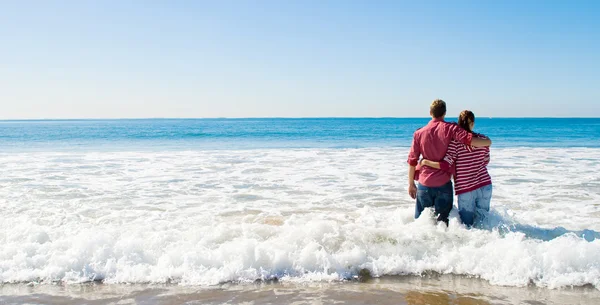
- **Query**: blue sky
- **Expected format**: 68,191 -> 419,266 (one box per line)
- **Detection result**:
1,0 -> 598,119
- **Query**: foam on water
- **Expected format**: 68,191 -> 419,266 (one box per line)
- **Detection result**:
1,148 -> 599,289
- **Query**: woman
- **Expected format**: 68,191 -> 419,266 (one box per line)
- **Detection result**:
420,110 -> 492,227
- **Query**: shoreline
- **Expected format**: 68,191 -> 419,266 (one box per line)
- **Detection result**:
1,274 -> 599,305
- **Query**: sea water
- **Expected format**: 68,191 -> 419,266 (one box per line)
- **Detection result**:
0,118 -> 599,290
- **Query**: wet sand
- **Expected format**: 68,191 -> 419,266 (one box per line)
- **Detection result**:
2,274 -> 599,305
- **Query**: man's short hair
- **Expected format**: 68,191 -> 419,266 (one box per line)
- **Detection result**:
430,99 -> 446,118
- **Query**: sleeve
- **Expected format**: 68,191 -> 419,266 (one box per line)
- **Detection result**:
449,124 -> 473,146
438,141 -> 458,172
407,133 -> 420,166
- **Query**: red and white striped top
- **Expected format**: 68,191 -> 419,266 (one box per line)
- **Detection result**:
439,137 -> 491,195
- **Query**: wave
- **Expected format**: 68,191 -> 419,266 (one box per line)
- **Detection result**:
1,148 -> 599,289
1,207 -> 599,289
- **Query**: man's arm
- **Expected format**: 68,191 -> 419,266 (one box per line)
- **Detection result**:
408,165 -> 417,199
450,124 -> 492,148
407,134 -> 420,199
471,136 -> 492,148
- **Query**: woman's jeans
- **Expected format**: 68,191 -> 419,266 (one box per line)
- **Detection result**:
457,184 -> 493,227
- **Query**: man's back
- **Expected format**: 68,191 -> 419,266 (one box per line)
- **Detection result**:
408,119 -> 472,187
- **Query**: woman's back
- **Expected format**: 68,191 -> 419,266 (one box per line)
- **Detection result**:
447,139 -> 491,195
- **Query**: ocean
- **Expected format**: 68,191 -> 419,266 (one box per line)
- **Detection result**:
1,118 -> 599,304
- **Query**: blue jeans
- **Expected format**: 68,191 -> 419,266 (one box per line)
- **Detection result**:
458,184 -> 493,227
415,181 -> 454,225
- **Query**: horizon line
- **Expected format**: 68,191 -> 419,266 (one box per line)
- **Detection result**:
1,116 -> 599,122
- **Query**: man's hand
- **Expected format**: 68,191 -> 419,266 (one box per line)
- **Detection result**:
471,137 -> 492,147
408,182 -> 417,199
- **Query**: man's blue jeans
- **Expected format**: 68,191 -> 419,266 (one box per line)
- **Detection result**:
415,181 -> 454,225
458,184 -> 493,227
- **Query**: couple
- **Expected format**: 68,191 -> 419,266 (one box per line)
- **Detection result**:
407,99 -> 492,226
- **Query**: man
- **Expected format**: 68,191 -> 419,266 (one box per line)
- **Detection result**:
407,99 -> 491,225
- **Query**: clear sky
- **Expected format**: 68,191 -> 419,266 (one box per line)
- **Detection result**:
1,0 -> 599,119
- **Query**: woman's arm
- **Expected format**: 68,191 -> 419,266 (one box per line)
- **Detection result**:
419,141 -> 460,172
427,141 -> 459,173
420,159 -> 441,169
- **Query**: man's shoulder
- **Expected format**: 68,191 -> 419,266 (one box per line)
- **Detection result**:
440,121 -> 459,128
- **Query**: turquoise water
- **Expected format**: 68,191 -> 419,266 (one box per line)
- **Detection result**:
1,118 -> 599,150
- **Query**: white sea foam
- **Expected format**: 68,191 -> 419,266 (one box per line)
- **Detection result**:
0,148 -> 599,289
